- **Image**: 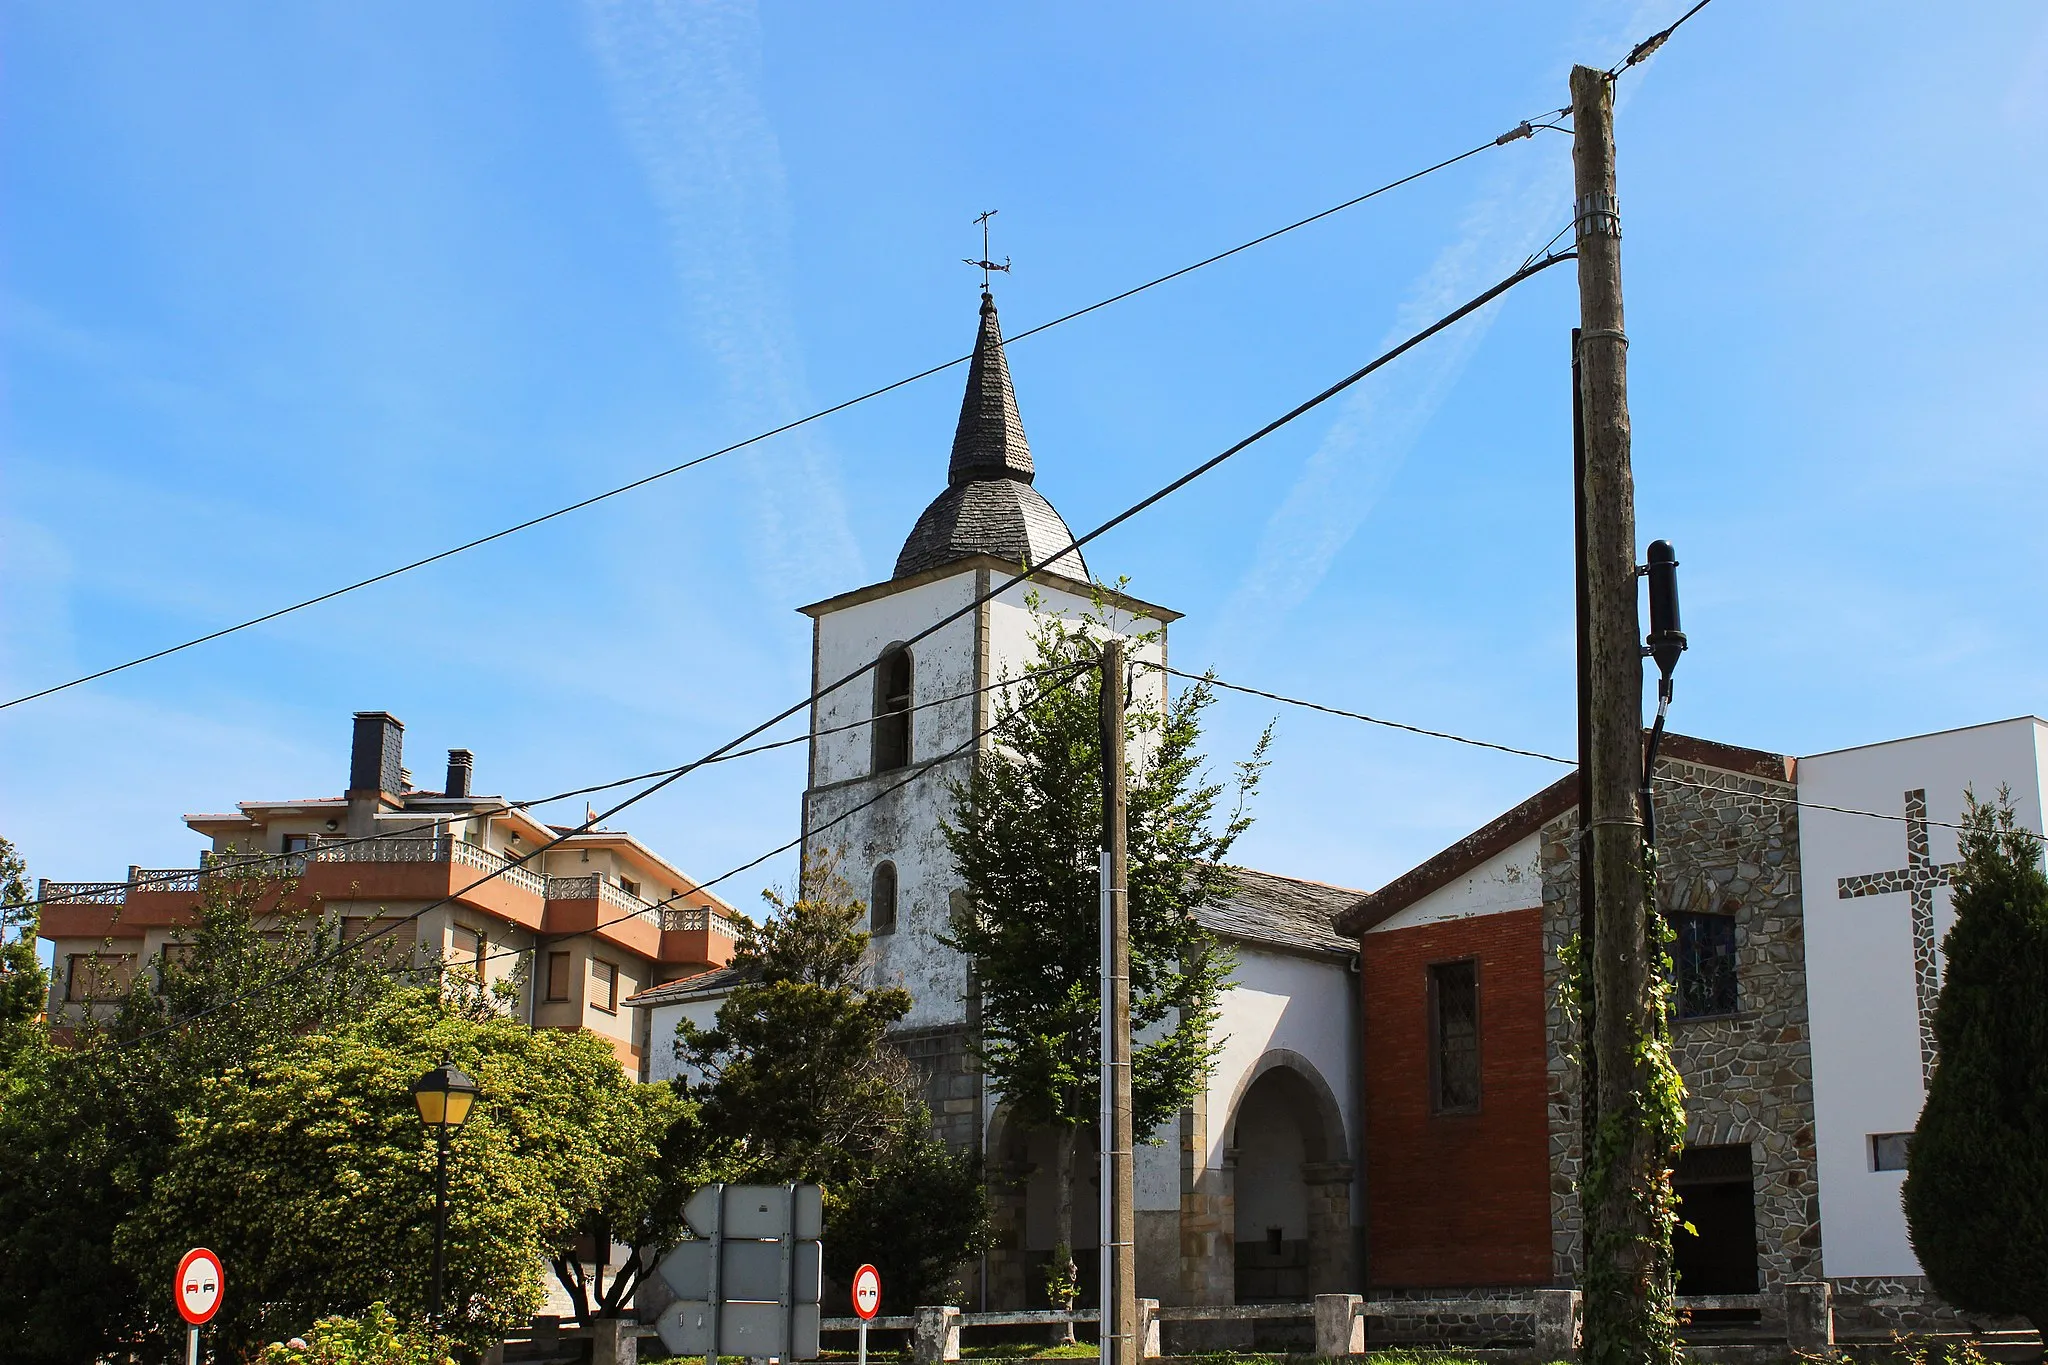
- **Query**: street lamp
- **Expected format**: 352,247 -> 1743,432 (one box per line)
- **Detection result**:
412,1062 -> 479,1327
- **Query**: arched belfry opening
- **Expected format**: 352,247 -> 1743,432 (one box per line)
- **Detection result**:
1226,1053 -> 1354,1301
873,645 -> 913,773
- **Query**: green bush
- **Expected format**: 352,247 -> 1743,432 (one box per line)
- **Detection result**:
259,1302 -> 447,1365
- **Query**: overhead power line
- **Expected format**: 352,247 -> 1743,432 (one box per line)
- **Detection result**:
93,254 -> 1576,1046
0,112 -> 1564,714
1169,663 -> 2048,845
11,661 -> 1073,914
105,660 -> 1094,1050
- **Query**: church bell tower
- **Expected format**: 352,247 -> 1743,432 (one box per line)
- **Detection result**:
796,289 -> 1178,1150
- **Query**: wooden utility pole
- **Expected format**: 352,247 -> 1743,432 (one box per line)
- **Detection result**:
1572,62 -> 1676,1365
1098,639 -> 1138,1365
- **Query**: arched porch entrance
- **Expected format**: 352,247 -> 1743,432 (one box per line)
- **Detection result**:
1224,1051 -> 1354,1301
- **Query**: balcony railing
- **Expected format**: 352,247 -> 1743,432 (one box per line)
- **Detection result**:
38,879 -> 130,906
120,835 -> 548,901
661,905 -> 745,936
544,874 -> 665,929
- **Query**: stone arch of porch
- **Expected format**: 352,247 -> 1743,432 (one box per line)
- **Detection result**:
1220,1048 -> 1355,1300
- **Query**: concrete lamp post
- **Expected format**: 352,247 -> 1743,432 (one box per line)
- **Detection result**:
412,1062 -> 480,1329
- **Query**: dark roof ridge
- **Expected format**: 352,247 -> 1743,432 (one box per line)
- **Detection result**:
1332,731 -> 1793,938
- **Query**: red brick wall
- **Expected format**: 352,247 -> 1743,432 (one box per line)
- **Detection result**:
1362,906 -> 1551,1287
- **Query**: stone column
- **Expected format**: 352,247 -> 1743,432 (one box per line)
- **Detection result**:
1534,1288 -> 1582,1360
1302,1161 -> 1357,1293
913,1305 -> 962,1365
1784,1282 -> 1834,1354
1315,1294 -> 1365,1358
1139,1298 -> 1162,1359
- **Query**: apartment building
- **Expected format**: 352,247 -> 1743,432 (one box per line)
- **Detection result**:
37,709 -> 740,1076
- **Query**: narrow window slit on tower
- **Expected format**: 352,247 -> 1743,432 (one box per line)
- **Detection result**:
873,646 -> 913,772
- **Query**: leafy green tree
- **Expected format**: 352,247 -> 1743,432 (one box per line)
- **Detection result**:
941,602 -> 1267,1320
0,870 -> 392,1365
1903,790 -> 2048,1347
118,987 -> 666,1361
680,854 -> 989,1303
0,836 -> 45,1058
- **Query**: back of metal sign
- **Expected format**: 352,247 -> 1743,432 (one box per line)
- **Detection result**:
657,1300 -> 821,1358
657,1238 -> 822,1302
683,1183 -> 824,1240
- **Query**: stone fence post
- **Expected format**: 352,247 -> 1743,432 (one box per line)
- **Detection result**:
1314,1294 -> 1365,1358
1785,1281 -> 1834,1354
589,1317 -> 638,1365
913,1305 -> 962,1365
1139,1298 -> 1161,1359
1534,1288 -> 1582,1360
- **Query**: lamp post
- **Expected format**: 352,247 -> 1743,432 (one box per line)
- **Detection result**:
412,1062 -> 479,1327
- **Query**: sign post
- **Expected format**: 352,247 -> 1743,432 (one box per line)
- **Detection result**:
852,1264 -> 881,1365
175,1247 -> 224,1365
656,1183 -> 824,1360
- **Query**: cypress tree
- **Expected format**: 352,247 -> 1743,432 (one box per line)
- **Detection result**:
1902,790 -> 2048,1350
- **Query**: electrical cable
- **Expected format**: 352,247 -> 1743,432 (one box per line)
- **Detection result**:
10,661 -> 1075,914
83,254 -> 1576,1047
0,112 -> 1564,715
1163,662 -> 2048,845
106,660 -> 1094,1047
412,662 -> 1097,986
1142,662 -> 1574,766
1611,0 -> 1717,76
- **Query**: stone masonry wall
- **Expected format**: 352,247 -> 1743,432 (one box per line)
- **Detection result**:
894,1022 -> 981,1152
1543,756 -> 1822,1289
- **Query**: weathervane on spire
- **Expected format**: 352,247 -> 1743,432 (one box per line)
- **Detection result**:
963,209 -> 1010,295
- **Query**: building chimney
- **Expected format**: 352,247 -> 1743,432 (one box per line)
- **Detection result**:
445,749 -> 474,799
349,711 -> 405,796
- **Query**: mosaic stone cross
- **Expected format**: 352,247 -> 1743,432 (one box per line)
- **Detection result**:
1836,789 -> 1957,1086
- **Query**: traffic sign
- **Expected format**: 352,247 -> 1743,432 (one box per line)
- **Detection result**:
853,1264 -> 881,1320
175,1248 -> 223,1326
684,1182 -> 822,1240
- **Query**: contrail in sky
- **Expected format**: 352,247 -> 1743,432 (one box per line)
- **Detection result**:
583,0 -> 863,598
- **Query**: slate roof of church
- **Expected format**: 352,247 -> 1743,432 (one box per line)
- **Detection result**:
894,292 -> 1088,581
1198,866 -> 1359,958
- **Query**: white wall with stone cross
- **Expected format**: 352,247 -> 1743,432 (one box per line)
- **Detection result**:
1796,715 -> 2048,1279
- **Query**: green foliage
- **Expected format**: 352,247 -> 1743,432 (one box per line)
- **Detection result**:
824,1128 -> 991,1309
941,599 -> 1265,1138
681,854 -> 918,1184
0,872 -> 394,1365
681,853 -> 989,1304
0,836 -> 44,1056
116,989 -> 660,1360
1903,791 -> 2048,1342
259,1302 -> 448,1365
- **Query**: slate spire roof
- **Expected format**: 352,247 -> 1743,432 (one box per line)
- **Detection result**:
947,291 -> 1036,486
894,292 -> 1088,580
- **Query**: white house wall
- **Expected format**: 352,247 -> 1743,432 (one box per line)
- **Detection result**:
641,995 -> 728,1087
1796,716 -> 2048,1279
1369,833 -> 1542,933
1201,945 -> 1358,1183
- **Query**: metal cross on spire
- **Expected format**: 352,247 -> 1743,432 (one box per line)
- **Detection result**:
963,209 -> 1011,294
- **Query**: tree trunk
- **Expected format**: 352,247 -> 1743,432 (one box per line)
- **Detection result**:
1051,1123 -> 1078,1344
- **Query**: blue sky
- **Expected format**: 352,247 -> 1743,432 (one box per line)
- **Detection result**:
4,1 -> 2046,935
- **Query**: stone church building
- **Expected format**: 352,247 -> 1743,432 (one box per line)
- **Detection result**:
787,291 -> 1364,1310
637,285 -> 2044,1337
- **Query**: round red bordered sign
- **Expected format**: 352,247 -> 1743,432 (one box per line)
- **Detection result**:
852,1264 -> 882,1320
176,1248 -> 224,1327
